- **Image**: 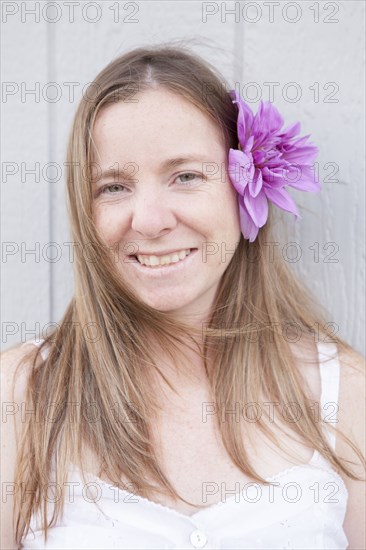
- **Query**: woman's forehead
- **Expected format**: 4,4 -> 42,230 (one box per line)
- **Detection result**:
92,91 -> 225,163
95,88 -> 219,132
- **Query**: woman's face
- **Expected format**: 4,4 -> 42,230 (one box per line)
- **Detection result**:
92,87 -> 241,321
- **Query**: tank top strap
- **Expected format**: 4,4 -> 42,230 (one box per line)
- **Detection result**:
316,340 -> 340,451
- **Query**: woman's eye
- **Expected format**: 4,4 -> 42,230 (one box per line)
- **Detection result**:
176,173 -> 202,185
100,183 -> 127,195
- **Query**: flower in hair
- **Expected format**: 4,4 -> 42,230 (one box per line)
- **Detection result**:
228,90 -> 320,242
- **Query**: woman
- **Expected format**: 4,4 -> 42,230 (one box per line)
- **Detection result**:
2,44 -> 365,549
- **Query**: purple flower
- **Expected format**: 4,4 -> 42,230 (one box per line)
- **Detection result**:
228,90 -> 320,242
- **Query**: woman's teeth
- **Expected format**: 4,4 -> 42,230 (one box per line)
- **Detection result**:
136,248 -> 191,267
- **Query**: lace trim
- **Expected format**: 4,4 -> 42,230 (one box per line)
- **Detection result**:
68,451 -> 348,523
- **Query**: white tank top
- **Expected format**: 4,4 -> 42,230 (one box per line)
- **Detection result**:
20,339 -> 349,549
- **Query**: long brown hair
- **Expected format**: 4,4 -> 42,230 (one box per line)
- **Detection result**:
13,42 -> 365,545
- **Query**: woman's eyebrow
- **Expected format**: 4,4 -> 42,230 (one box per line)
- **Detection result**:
96,155 -> 212,183
159,155 -> 211,170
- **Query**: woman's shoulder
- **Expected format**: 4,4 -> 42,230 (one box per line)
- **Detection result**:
0,341 -> 43,550
336,343 -> 365,446
335,344 -> 365,437
288,338 -> 365,400
1,340 -> 43,432
334,345 -> 365,549
338,344 -> 365,378
1,341 -> 42,393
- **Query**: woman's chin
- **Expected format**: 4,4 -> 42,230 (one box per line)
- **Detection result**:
141,298 -> 183,313
135,292 -> 191,316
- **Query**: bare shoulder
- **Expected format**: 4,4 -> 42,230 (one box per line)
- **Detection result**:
336,345 -> 366,550
1,342 -> 41,401
338,345 -> 365,377
337,345 -> 365,439
1,341 -> 41,550
337,344 -> 365,453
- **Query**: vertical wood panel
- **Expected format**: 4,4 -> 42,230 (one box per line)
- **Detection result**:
1,14 -> 50,351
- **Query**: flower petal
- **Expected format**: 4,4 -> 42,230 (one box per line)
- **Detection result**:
244,135 -> 254,154
285,164 -> 321,192
228,149 -> 254,194
253,100 -> 284,137
238,194 -> 259,242
278,121 -> 301,140
263,186 -> 300,219
237,100 -> 247,146
262,166 -> 287,188
230,90 -> 254,148
282,142 -> 319,165
248,167 -> 263,198
243,188 -> 269,227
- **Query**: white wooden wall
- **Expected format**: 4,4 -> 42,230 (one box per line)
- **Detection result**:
2,1 -> 365,355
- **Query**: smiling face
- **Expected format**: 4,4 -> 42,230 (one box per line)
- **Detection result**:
91,87 -> 241,323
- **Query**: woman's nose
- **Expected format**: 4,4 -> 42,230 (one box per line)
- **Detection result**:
130,190 -> 177,238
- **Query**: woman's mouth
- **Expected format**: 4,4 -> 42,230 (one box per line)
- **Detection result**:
127,248 -> 199,275
136,248 -> 192,267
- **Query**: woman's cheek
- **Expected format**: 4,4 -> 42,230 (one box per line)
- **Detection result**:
94,207 -> 125,245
